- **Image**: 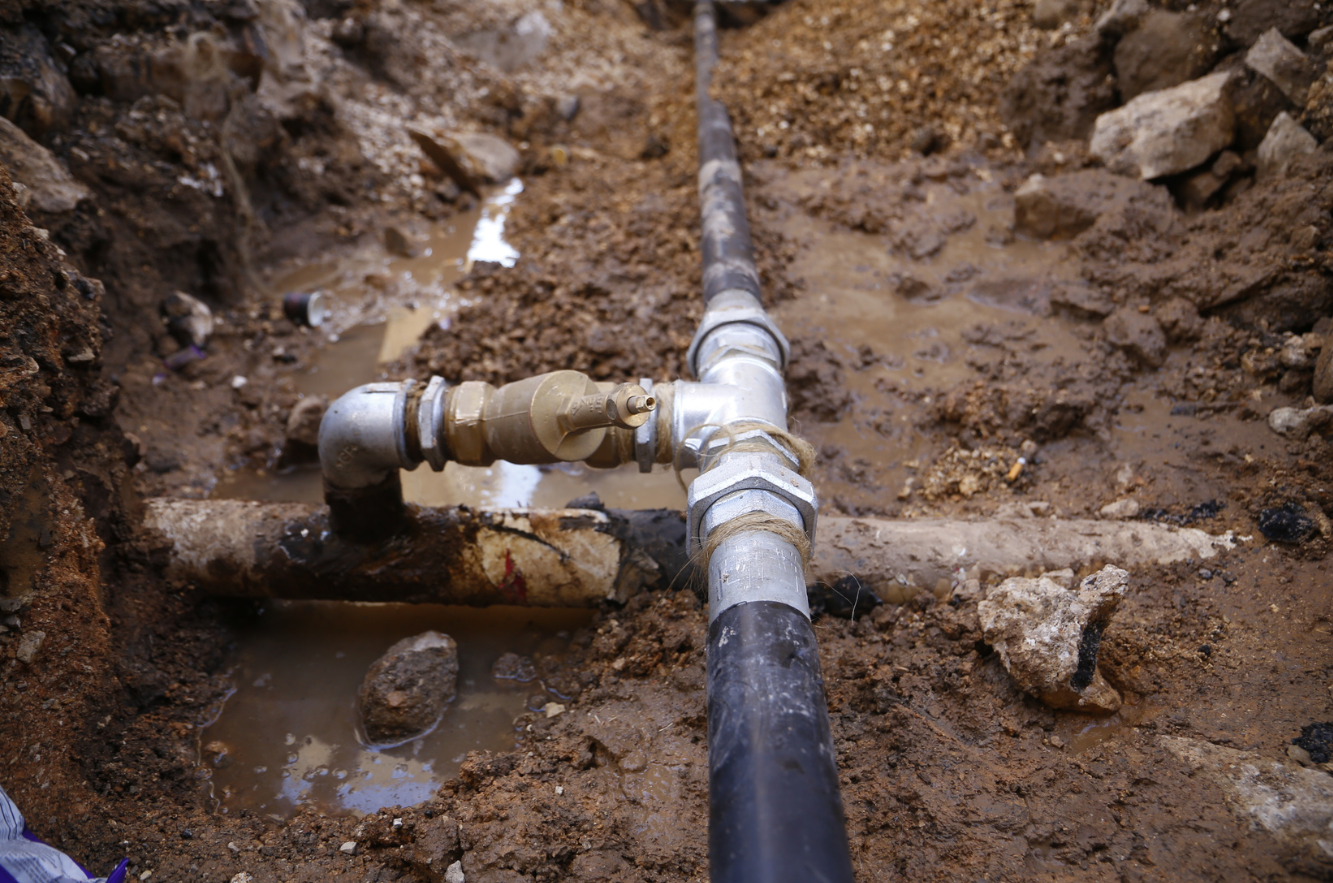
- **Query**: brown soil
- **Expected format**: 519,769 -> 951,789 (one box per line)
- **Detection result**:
3,0 -> 1333,880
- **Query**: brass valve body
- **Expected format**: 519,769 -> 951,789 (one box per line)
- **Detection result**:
443,371 -> 654,466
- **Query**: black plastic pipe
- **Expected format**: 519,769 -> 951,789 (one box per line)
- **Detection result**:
707,601 -> 856,883
694,1 -> 764,305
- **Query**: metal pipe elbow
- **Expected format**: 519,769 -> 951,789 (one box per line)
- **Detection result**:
318,381 -> 419,491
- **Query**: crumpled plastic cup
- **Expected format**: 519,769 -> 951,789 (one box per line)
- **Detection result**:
0,784 -> 127,883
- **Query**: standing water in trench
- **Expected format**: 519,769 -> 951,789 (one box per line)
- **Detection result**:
202,603 -> 592,817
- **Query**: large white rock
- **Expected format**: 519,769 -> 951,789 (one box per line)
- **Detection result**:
1090,71 -> 1235,179
0,116 -> 90,213
978,565 -> 1129,715
1256,111 -> 1318,180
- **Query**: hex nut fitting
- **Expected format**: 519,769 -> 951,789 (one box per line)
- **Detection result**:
686,451 -> 817,551
686,290 -> 791,377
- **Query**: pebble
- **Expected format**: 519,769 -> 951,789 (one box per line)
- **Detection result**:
544,702 -> 566,718
1197,569 -> 1213,580
1288,744 -> 1314,767
15,630 -> 45,664
445,860 -> 465,883
230,375 -> 248,390
1099,498 -> 1141,519
340,841 -> 357,855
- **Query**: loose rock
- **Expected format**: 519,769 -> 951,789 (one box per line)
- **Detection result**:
284,396 -> 327,448
1114,10 -> 1217,102
1099,498 -> 1141,519
1245,27 -> 1317,105
1090,71 -> 1235,180
1104,307 -> 1168,368
1256,112 -> 1317,180
491,651 -> 536,682
444,861 -> 465,883
1266,405 -> 1333,440
447,132 -> 521,185
0,24 -> 76,136
1094,0 -> 1149,38
1033,0 -> 1085,31
358,631 -> 459,745
1314,337 -> 1333,404
0,117 -> 90,213
161,292 -> 214,349
1257,503 -> 1317,544
15,630 -> 45,664
978,565 -> 1129,715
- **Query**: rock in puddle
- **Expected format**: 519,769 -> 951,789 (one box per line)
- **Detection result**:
978,565 -> 1129,715
491,651 -> 536,683
1090,71 -> 1235,180
359,631 -> 459,745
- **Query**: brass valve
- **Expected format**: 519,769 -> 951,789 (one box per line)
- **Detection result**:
442,370 -> 655,466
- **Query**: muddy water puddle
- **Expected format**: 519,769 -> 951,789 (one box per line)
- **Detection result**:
202,602 -> 592,818
758,161 -> 1095,510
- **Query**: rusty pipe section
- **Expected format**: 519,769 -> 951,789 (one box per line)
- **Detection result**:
319,372 -> 653,541
145,498 -> 690,605
145,499 -> 1243,604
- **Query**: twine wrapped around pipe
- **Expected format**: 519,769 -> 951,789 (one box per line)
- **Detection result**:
684,418 -> 818,573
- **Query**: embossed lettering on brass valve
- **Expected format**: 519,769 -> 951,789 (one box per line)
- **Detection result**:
443,371 -> 655,466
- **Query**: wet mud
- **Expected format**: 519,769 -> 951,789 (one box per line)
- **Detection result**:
2,0 -> 1333,880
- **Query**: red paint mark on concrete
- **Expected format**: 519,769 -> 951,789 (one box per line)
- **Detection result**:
500,550 -> 528,604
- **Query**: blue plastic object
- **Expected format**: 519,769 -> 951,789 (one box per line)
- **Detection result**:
0,786 -> 127,883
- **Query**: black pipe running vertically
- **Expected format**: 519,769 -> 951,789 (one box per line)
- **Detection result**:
692,4 -> 856,881
693,1 -> 764,306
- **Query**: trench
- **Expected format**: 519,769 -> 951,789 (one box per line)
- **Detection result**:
201,159 -> 1166,817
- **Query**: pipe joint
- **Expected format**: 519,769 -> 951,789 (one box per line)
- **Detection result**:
686,289 -> 790,378
686,451 -> 817,553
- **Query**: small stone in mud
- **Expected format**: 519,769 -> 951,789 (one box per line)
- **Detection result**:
1266,404 -> 1333,440
285,396 -> 328,449
1258,503 -> 1317,544
978,565 -> 1128,715
1314,337 -> 1333,404
384,226 -> 418,258
358,631 -> 459,744
1099,498 -> 1140,519
15,630 -> 45,664
1104,307 -> 1167,368
1256,112 -> 1318,181
492,651 -> 536,682
161,291 -> 214,349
